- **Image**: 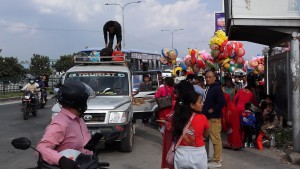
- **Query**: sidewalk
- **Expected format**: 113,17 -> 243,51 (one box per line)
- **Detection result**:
206,133 -> 300,168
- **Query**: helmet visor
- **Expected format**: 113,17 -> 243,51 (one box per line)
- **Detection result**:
82,82 -> 96,99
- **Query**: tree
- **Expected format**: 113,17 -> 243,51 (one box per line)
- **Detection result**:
0,56 -> 24,78
53,54 -> 75,73
30,54 -> 52,76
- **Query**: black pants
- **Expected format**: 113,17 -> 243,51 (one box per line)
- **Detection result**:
243,125 -> 255,144
108,33 -> 121,50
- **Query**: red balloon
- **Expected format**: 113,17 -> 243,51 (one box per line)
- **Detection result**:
197,59 -> 206,70
190,49 -> 197,65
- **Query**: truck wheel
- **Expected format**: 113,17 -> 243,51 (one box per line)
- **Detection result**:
120,124 -> 134,152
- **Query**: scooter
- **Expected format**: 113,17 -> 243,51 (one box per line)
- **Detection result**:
11,133 -> 110,169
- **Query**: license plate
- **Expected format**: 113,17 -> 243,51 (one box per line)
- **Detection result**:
89,129 -> 101,135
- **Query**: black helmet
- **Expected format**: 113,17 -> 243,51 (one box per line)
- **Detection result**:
57,80 -> 91,114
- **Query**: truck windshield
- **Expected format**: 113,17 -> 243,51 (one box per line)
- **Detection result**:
65,71 -> 129,96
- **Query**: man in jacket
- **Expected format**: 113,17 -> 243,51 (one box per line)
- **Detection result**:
103,20 -> 122,50
202,70 -> 225,168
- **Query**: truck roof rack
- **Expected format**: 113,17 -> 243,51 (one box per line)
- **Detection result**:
74,55 -> 127,65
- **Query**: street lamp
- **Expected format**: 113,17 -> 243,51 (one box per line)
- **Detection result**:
105,1 -> 141,49
161,29 -> 184,49
188,40 -> 205,49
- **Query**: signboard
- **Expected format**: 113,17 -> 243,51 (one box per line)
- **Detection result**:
131,52 -> 161,60
231,0 -> 300,18
215,12 -> 225,32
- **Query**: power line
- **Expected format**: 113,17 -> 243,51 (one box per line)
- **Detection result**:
0,25 -> 101,33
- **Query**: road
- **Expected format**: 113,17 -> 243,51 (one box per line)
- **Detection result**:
0,99 -> 299,169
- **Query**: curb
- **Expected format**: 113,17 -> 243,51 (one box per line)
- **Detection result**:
288,152 -> 300,166
0,96 -> 22,102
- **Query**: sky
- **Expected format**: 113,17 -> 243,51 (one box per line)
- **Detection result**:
0,0 -> 266,62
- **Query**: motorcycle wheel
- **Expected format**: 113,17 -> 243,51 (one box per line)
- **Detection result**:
23,104 -> 30,120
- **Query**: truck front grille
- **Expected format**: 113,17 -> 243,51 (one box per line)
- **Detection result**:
83,113 -> 106,122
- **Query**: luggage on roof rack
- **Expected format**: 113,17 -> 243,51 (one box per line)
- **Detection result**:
73,55 -> 126,64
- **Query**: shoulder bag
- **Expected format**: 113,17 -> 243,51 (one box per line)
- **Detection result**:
166,113 -> 195,165
156,86 -> 173,110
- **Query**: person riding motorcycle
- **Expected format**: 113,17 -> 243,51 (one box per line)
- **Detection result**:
36,76 -> 47,104
21,78 -> 39,109
36,80 -> 93,169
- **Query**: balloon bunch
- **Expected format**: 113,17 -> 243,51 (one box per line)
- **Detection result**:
179,49 -> 214,74
209,30 -> 246,72
248,56 -> 265,75
160,48 -> 178,66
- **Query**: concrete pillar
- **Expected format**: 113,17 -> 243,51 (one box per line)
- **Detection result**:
290,32 -> 300,152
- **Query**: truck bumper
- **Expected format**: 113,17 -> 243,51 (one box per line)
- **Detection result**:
87,123 -> 131,142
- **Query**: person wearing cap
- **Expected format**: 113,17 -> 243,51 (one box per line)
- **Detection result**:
36,80 -> 93,169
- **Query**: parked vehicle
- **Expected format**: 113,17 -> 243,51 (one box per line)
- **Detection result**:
11,133 -> 110,169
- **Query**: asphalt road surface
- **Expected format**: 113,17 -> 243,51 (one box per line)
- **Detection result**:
0,99 -> 299,169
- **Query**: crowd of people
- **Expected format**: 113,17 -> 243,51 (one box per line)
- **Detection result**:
154,69 -> 283,169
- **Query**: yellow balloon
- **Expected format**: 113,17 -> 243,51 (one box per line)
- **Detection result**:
209,36 -> 218,45
215,30 -> 227,41
224,63 -> 230,69
172,67 -> 182,76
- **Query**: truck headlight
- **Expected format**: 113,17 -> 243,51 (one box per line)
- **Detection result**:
109,111 -> 126,123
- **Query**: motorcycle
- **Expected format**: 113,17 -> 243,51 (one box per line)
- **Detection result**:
11,132 -> 110,169
21,91 -> 38,120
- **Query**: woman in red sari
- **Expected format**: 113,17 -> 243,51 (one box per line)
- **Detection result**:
155,77 -> 175,169
222,85 -> 240,150
231,85 -> 258,150
155,77 -> 175,128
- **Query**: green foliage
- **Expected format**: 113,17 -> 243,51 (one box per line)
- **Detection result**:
30,54 -> 52,76
53,54 -> 75,73
0,56 -> 25,77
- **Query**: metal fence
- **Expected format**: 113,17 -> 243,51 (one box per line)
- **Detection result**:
0,77 -> 60,95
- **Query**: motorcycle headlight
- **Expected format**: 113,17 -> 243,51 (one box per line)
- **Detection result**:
24,96 -> 30,99
109,111 -> 127,123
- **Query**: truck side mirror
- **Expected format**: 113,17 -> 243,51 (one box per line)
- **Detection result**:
132,88 -> 139,96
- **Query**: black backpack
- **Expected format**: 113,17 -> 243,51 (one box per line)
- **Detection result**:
100,47 -> 113,61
